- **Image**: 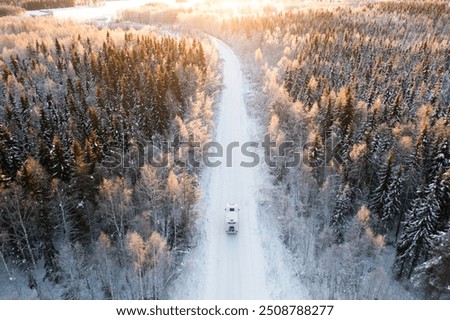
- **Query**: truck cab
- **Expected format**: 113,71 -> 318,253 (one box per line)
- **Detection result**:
225,203 -> 239,233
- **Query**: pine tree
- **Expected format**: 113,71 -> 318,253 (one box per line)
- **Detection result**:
306,132 -> 325,186
39,107 -> 54,146
0,125 -> 22,178
37,138 -> 52,172
50,136 -> 72,182
17,156 -> 48,197
87,106 -> 101,136
370,149 -> 395,226
332,183 -> 353,244
412,227 -> 450,299
412,117 -> 432,183
0,141 -> 13,180
141,72 -> 156,138
318,88 -> 334,141
336,86 -> 355,138
154,66 -> 170,135
395,185 -> 441,279
429,135 -> 449,178
388,93 -> 404,125
437,169 -> 450,229
39,202 -> 62,284
384,165 -> 405,240
85,130 -> 102,166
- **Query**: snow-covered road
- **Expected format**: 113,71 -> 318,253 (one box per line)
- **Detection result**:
169,38 -> 309,299
169,38 -> 270,299
201,39 -> 271,299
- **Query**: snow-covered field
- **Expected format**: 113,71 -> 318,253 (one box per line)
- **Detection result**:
168,38 -> 309,299
26,0 -> 151,22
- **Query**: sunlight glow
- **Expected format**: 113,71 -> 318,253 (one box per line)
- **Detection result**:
180,0 -> 277,15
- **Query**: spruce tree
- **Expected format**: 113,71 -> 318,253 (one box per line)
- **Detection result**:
412,226 -> 450,299
50,136 -> 72,182
395,185 -> 441,279
332,183 -> 353,244
370,149 -> 395,227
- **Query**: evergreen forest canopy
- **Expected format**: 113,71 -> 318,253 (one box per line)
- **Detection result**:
0,17 -> 220,299
0,0 -> 449,300
159,0 -> 450,298
235,1 -> 450,299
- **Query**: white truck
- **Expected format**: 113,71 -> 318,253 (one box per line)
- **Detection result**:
225,203 -> 239,233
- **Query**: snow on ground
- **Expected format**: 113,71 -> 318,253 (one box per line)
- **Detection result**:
25,0 -> 150,22
168,38 -> 309,299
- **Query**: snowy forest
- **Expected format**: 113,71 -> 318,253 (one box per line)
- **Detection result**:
216,1 -> 450,299
0,17 -> 220,298
0,0 -> 449,300
142,0 -> 450,299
